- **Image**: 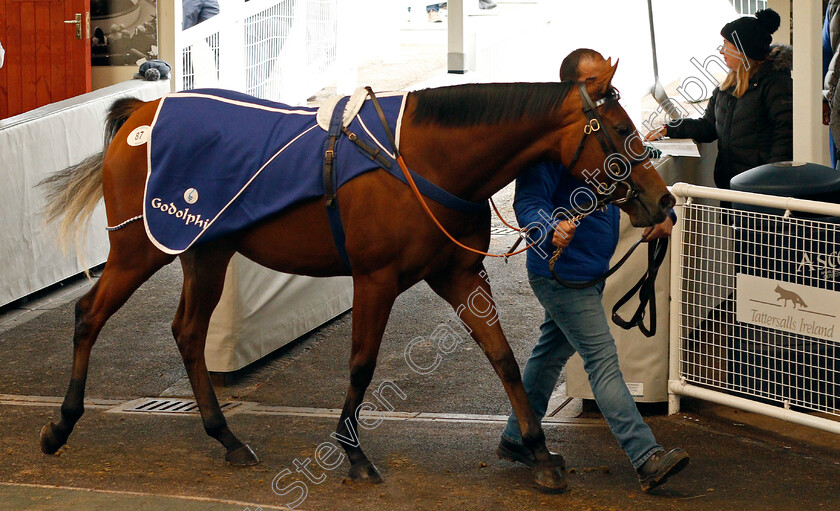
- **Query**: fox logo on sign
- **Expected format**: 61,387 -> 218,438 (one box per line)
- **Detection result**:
775,285 -> 808,309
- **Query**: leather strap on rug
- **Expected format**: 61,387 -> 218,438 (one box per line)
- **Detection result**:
324,96 -> 352,270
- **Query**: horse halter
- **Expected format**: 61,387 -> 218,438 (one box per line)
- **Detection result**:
566,82 -> 641,208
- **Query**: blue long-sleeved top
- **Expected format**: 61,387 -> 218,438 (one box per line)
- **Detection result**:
514,161 -> 619,281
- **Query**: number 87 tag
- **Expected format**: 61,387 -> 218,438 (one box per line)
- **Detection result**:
127,125 -> 151,146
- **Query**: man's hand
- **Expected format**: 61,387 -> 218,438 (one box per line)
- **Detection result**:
552,220 -> 577,248
642,216 -> 674,240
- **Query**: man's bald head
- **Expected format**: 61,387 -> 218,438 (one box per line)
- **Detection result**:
559,48 -> 607,82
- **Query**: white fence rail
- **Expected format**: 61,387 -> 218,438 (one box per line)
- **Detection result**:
669,183 -> 840,435
173,0 -> 391,105
730,0 -> 767,15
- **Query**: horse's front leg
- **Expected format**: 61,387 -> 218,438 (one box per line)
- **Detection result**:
336,272 -> 398,483
426,265 -> 567,492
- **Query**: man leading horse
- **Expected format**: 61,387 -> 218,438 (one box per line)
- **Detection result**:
497,48 -> 689,493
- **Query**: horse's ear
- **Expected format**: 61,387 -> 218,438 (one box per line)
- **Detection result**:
609,58 -> 619,83
586,57 -> 619,97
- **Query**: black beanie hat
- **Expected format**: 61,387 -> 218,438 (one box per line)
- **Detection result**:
720,9 -> 781,61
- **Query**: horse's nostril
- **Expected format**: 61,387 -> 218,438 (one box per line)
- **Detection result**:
660,193 -> 676,210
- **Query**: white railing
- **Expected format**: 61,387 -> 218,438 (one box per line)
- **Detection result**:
731,0 -> 767,15
174,0 -> 378,105
668,183 -> 840,434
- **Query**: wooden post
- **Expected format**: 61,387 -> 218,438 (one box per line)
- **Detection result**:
158,0 -> 176,92
792,0 -> 830,165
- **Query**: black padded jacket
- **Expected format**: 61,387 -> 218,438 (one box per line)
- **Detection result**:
666,44 -> 793,189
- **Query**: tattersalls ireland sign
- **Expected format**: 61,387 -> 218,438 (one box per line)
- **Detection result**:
736,273 -> 840,343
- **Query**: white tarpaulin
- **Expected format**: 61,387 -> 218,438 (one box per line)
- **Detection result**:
206,254 -> 353,372
0,80 -> 169,307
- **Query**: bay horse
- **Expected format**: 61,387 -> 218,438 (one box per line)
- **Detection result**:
38,59 -> 674,492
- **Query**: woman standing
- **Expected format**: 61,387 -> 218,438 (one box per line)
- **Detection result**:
645,9 -> 792,189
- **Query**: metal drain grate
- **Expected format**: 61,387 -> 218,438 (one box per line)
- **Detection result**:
114,398 -> 242,415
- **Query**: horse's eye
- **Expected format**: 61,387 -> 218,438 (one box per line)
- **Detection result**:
615,125 -> 631,136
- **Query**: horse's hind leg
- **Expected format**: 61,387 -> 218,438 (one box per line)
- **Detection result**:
173,246 -> 258,465
426,265 -> 567,492
40,239 -> 173,454
335,274 -> 398,483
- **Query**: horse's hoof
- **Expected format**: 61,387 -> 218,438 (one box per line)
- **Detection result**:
347,460 -> 384,484
225,444 -> 260,466
39,422 -> 65,455
533,465 -> 568,493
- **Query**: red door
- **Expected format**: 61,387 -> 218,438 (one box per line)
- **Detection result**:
0,0 -> 91,119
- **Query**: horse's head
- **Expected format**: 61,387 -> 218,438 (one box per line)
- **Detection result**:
555,58 -> 675,227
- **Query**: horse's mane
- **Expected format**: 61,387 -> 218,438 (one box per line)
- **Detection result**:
409,82 -> 576,126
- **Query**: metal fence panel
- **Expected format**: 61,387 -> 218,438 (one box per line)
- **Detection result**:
730,0 -> 768,15
669,184 -> 840,434
175,0 -> 340,105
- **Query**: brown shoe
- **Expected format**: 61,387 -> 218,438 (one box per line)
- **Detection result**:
637,448 -> 690,492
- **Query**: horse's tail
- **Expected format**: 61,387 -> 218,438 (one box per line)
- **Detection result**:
39,97 -> 145,248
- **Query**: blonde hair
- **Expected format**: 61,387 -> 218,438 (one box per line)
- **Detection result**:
721,55 -> 762,97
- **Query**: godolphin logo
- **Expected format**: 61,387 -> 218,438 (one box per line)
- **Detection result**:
184,188 -> 199,204
150,197 -> 210,230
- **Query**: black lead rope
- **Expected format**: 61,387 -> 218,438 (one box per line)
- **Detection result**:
610,237 -> 668,338
549,234 -> 668,338
549,235 -> 645,290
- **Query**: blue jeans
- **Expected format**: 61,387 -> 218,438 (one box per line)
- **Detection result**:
502,272 -> 663,469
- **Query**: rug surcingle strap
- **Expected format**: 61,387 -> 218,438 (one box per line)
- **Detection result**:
343,129 -> 392,169
323,96 -> 352,270
324,96 -> 350,208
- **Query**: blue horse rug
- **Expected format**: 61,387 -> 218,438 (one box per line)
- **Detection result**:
142,88 -> 408,254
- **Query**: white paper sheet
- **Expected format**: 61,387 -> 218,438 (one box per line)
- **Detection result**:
646,138 -> 701,158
